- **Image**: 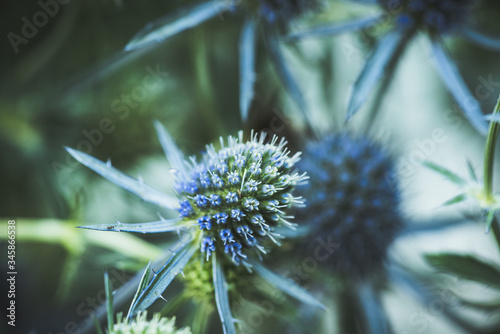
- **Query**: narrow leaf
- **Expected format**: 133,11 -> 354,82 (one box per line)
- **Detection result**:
249,259 -> 326,311
430,37 -> 489,136
459,297 -> 500,314
239,17 -> 257,122
265,31 -> 315,134
125,1 -> 229,51
78,218 -> 185,234
441,193 -> 467,206
423,161 -> 466,186
213,254 -> 238,334
357,282 -> 390,334
424,253 -> 500,290
486,113 -> 500,123
104,271 -> 114,332
460,27 -> 500,52
127,261 -> 152,319
346,29 -> 407,120
485,209 -> 496,233
154,120 -> 186,174
129,237 -> 196,316
288,15 -> 382,41
466,160 -> 477,181
65,147 -> 179,210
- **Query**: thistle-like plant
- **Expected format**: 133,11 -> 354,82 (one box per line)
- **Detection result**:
289,0 -> 500,135
66,121 -> 324,334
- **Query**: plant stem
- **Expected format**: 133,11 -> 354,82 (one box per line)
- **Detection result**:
483,94 -> 500,199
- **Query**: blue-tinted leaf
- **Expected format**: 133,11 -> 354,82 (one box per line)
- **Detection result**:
423,161 -> 466,186
265,32 -> 314,133
459,297 -> 500,314
78,218 -> 185,234
486,113 -> 500,123
213,254 -> 237,334
65,147 -> 179,210
288,15 -> 382,41
239,17 -> 257,122
424,253 -> 500,290
125,1 -> 229,51
441,193 -> 468,206
358,283 -> 390,334
104,271 -> 114,332
460,27 -> 500,52
129,236 -> 196,316
249,260 -> 326,311
430,38 -> 489,136
154,120 -> 186,174
127,261 -> 152,319
346,30 -> 407,120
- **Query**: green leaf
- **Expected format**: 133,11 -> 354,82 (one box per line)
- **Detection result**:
423,161 -> 466,186
127,261 -> 152,319
441,193 -> 468,206
460,297 -> 500,314
466,160 -> 478,181
485,209 -> 497,233
424,253 -> 500,290
104,271 -> 114,332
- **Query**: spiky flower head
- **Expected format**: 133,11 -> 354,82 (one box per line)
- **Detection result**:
176,131 -> 307,267
109,312 -> 191,334
298,133 -> 403,278
378,0 -> 473,33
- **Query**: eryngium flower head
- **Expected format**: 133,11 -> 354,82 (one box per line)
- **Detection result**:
298,133 -> 403,277
175,131 -> 307,266
378,0 -> 473,33
110,312 -> 191,334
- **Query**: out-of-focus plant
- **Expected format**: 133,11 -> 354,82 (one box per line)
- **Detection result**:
289,0 -> 500,135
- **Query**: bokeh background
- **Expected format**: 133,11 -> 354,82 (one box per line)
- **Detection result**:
1,0 -> 500,333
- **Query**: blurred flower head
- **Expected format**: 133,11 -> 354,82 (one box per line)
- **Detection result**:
110,312 -> 191,334
298,133 -> 403,278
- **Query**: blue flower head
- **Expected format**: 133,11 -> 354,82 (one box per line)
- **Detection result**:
65,122 -> 324,333
378,0 -> 473,33
298,133 -> 403,277
175,130 -> 307,266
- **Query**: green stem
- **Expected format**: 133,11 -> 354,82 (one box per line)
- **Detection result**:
483,94 -> 500,199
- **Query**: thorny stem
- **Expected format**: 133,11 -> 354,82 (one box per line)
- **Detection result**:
483,93 -> 500,200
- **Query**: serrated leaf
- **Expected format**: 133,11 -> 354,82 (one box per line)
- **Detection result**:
127,261 -> 152,319
424,253 -> 500,290
129,237 -> 196,316
65,147 -> 179,210
154,120 -> 186,175
125,0 -> 229,51
213,254 -> 237,334
239,17 -> 257,122
346,29 -> 408,120
423,161 -> 466,186
249,259 -> 326,311
78,218 -> 186,234
441,193 -> 467,206
460,27 -> 500,52
287,15 -> 381,41
430,37 -> 489,136
104,271 -> 114,332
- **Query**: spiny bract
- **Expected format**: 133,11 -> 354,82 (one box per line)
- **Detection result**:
378,0 -> 473,32
298,133 -> 403,277
252,0 -> 320,23
175,131 -> 307,267
110,312 -> 191,334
